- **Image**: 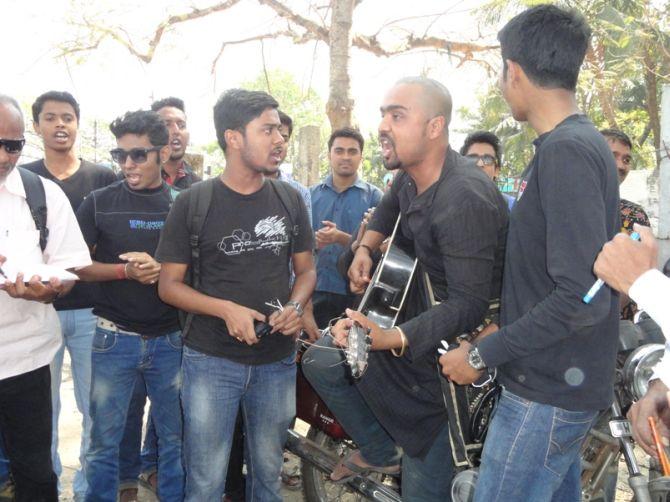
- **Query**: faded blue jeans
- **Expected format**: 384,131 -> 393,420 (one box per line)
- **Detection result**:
85,326 -> 183,502
302,337 -> 454,501
50,308 -> 96,500
474,388 -> 598,502
118,378 -> 157,490
181,345 -> 296,502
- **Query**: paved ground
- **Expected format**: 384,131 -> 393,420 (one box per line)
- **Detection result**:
56,354 -> 641,501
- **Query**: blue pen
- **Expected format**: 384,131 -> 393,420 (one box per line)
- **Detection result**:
583,231 -> 640,304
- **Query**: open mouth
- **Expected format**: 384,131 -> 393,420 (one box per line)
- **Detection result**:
270,148 -> 283,164
54,131 -> 69,142
379,136 -> 394,159
125,172 -> 141,184
170,139 -> 182,149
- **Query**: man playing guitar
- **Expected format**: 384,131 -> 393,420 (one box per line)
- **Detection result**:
302,76 -> 509,501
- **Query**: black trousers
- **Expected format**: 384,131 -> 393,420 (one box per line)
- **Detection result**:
0,365 -> 57,502
312,291 -> 356,329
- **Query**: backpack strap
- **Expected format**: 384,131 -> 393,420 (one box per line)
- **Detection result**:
268,179 -> 300,256
181,178 -> 215,338
18,167 -> 49,252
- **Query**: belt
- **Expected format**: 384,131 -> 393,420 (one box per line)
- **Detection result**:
96,317 -> 140,336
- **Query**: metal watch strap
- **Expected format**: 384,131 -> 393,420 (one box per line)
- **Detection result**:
285,300 -> 303,317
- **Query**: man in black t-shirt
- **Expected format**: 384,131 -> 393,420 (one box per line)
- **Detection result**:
75,110 -> 184,502
116,97 -> 201,501
156,89 -> 315,501
21,90 -> 116,501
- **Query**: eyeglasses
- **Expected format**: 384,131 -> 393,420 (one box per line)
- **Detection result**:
110,147 -> 163,164
466,154 -> 497,167
0,138 -> 26,155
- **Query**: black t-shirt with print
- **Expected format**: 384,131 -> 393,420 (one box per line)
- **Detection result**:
76,180 -> 180,336
155,178 -> 313,365
22,158 -> 118,311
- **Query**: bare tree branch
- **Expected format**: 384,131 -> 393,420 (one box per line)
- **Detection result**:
62,0 -> 242,63
258,0 -> 497,59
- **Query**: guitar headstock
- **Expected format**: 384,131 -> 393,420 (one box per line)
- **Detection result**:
346,322 -> 372,379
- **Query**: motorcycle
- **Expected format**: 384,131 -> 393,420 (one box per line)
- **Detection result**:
285,335 -> 498,502
580,314 -> 666,502
287,314 -> 668,502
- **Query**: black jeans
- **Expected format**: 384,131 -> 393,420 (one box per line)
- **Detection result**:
0,365 -> 57,502
312,291 -> 355,329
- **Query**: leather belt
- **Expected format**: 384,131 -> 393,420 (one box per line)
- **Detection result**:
96,317 -> 139,336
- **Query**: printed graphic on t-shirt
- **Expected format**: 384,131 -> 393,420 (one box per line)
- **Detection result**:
218,215 -> 288,256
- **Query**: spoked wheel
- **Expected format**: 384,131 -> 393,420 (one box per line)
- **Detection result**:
301,427 -> 396,502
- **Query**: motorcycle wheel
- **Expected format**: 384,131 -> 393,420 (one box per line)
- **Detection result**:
301,427 -> 379,502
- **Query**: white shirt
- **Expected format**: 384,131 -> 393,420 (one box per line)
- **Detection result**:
0,167 -> 91,380
629,269 -> 670,386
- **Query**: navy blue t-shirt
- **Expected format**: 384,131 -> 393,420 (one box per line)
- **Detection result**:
76,180 -> 179,336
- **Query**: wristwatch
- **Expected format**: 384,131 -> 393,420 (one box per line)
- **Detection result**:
285,300 -> 304,317
467,346 -> 487,371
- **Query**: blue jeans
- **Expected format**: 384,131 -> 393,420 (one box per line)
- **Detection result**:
85,327 -> 184,502
118,378 -> 158,489
50,308 -> 96,500
474,389 -> 598,502
181,346 -> 296,502
302,337 -> 453,500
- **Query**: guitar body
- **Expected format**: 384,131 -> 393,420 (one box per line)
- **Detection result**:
357,218 -> 417,329
345,217 -> 417,378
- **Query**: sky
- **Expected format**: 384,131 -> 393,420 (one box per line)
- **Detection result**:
3,0 -> 503,159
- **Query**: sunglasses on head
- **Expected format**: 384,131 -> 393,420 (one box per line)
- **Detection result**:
466,153 -> 497,167
0,138 -> 26,155
110,146 -> 163,164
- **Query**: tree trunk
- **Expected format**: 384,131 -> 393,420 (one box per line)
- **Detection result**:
644,44 -> 662,170
326,0 -> 355,130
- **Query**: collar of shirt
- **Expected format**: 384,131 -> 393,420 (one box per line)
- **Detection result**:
321,174 -> 367,193
400,147 -> 458,216
0,166 -> 27,198
162,163 -> 187,185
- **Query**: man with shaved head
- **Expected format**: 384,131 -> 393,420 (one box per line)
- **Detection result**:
302,77 -> 508,500
0,94 -> 91,501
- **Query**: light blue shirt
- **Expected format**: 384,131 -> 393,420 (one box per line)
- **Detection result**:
279,170 -> 312,226
310,175 -> 383,295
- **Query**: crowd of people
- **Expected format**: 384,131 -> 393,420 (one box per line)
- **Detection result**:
1,3 -> 669,502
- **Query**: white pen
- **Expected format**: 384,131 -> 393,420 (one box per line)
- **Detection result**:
583,231 -> 641,304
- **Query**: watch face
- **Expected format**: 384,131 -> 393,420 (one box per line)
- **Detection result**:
469,348 -> 485,370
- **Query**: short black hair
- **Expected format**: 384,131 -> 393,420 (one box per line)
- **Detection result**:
498,4 -> 591,91
109,110 -> 168,147
32,91 -> 81,123
328,127 -> 364,152
151,97 -> 185,113
278,110 -> 293,137
600,128 -> 633,150
460,131 -> 502,167
213,89 -> 279,152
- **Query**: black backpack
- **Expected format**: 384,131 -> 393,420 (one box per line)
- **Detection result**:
180,178 -> 300,337
18,167 -> 49,252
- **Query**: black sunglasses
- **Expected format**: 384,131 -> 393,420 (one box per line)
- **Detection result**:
466,153 -> 497,167
0,138 -> 26,155
110,146 -> 163,164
